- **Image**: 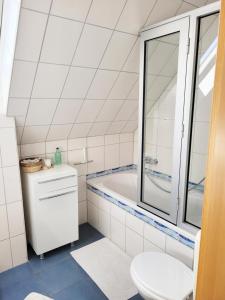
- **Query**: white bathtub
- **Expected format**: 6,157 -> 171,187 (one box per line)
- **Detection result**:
87,170 -> 203,229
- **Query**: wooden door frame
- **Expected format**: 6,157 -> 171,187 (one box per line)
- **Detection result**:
196,0 -> 225,299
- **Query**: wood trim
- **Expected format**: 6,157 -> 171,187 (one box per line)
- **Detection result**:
196,1 -> 225,299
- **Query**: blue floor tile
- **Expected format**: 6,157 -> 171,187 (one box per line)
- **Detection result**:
129,294 -> 144,300
0,224 -> 105,300
54,277 -> 107,300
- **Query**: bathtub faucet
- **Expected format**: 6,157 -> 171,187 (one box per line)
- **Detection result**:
144,156 -> 158,165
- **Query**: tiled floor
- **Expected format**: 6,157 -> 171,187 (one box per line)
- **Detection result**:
0,223 -> 143,300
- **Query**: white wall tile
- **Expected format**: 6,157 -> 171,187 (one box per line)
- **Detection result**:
0,239 -> 13,272
166,236 -> 194,269
47,124 -> 72,141
69,123 -> 92,139
76,100 -> 104,123
3,166 -> 22,203
126,227 -> 143,257
68,149 -> 84,164
78,176 -> 87,202
15,9 -> 48,61
22,126 -> 49,144
119,142 -> 133,166
41,16 -> 83,65
10,234 -> 27,267
87,146 -> 104,173
88,201 -> 99,229
86,0 -> 126,29
7,99 -> 30,126
107,121 -> 126,134
96,100 -> 124,122
115,100 -> 138,121
62,67 -> 95,99
0,170 -> 5,205
51,0 -> 92,22
99,210 -> 110,238
110,204 -> 126,224
32,63 -> 69,98
68,138 -> 86,150
120,133 -> 133,143
109,72 -> 138,99
105,144 -> 119,169
87,136 -> 104,147
9,61 -> 37,98
52,99 -> 83,125
26,99 -> 58,126
105,134 -> 119,145
144,223 -> 166,250
7,201 -> 25,237
21,142 -> 45,157
123,39 -> 140,72
79,201 -> 87,224
87,190 -> 100,206
88,122 -> 110,137
0,128 -> 19,166
110,216 -> 125,250
116,0 -> 156,34
87,70 -> 118,99
100,31 -> 136,70
126,213 -> 144,235
144,238 -> 164,252
73,24 -> 112,68
0,205 -> 9,241
22,0 -> 52,13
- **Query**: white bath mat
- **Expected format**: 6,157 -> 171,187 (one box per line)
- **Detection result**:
71,238 -> 138,300
24,293 -> 53,300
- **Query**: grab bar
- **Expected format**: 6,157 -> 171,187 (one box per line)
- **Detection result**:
38,175 -> 76,184
39,189 -> 76,201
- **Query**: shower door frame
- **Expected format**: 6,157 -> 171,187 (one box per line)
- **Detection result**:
137,2 -> 220,230
137,17 -> 190,224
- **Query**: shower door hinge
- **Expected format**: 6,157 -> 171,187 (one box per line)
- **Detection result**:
187,37 -> 190,55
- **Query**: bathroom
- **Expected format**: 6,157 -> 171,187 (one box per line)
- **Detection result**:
0,0 -> 224,299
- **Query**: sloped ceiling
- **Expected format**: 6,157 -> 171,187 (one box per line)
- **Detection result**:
7,0 -> 215,144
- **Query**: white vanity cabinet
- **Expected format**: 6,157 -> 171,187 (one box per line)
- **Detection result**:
22,164 -> 79,257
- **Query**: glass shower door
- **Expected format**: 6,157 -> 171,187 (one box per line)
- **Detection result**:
138,18 -> 189,224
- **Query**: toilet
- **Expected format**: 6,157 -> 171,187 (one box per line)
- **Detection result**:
130,252 -> 193,300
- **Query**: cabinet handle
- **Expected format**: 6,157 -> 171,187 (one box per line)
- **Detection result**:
39,190 -> 76,201
38,175 -> 76,184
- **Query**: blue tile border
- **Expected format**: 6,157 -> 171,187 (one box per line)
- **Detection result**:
87,183 -> 195,249
86,164 -> 135,180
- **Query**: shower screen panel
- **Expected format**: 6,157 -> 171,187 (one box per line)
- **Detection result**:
138,18 -> 189,224
185,13 -> 219,228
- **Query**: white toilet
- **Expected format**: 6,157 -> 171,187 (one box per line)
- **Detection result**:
130,252 -> 193,300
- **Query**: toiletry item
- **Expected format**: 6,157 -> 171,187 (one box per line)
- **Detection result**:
43,158 -> 52,169
82,147 -> 87,163
54,147 -> 62,165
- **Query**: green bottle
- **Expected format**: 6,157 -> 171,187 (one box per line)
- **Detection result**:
54,147 -> 62,165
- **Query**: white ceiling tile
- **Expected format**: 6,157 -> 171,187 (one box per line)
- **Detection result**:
73,24 -> 112,68
115,100 -> 138,121
129,108 -> 139,121
96,100 -> 123,122
32,63 -> 69,98
7,98 -> 29,118
184,0 -> 208,7
127,80 -> 139,99
10,61 -> 37,98
22,0 -> 52,13
121,120 -> 138,133
109,72 -> 138,99
100,31 -> 136,70
87,70 -> 118,99
41,16 -> 83,65
176,2 -> 196,15
123,39 -> 140,73
21,126 -> 49,144
107,121 -> 126,134
76,100 -> 104,123
15,9 -> 48,61
52,99 -> 83,124
88,122 -> 110,137
62,67 -> 96,98
69,123 -> 92,138
116,0 -> 156,34
147,0 -> 182,26
47,124 -> 72,141
51,0 -> 92,22
86,0 -> 126,29
25,99 -> 58,125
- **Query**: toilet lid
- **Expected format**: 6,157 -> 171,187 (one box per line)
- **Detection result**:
131,252 -> 193,300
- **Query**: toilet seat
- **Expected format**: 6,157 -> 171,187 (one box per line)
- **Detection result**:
130,252 -> 193,300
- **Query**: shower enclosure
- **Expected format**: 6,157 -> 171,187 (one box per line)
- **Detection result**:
138,2 -> 220,231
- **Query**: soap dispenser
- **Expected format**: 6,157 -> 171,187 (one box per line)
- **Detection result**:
54,147 -> 62,165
